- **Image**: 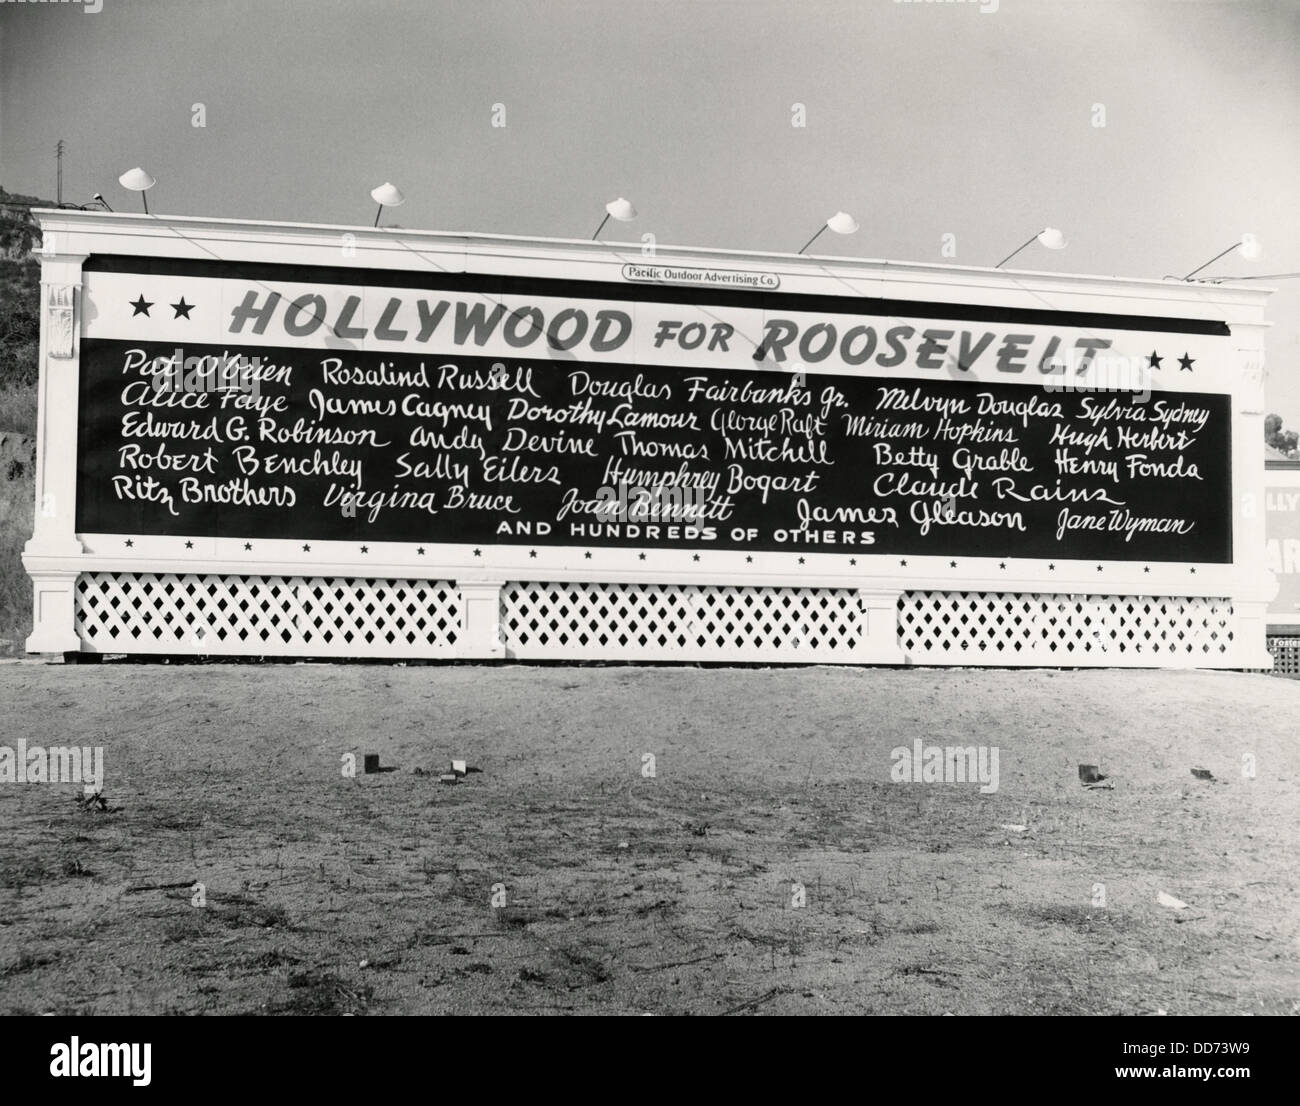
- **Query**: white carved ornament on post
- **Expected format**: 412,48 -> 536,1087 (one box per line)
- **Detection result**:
22,249 -> 89,654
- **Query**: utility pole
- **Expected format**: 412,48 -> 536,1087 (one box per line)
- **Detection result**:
55,139 -> 64,205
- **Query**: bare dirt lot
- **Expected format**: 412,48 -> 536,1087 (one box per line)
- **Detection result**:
0,662 -> 1297,1016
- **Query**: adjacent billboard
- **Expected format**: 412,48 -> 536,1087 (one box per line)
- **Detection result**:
1265,467 -> 1300,629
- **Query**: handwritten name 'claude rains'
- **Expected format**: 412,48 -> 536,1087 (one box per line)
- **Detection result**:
872,472 -> 1129,507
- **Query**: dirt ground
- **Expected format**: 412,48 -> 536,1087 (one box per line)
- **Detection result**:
0,661 -> 1297,1016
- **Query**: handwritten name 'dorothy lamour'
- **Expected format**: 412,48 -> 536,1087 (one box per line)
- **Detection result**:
505,396 -> 700,435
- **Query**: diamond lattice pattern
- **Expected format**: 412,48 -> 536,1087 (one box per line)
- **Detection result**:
897,591 -> 1234,661
500,581 -> 864,660
74,573 -> 460,657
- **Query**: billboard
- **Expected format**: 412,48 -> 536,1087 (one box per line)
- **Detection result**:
20,212 -> 1274,666
74,257 -> 1234,564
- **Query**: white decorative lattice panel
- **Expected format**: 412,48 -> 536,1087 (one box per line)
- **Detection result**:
75,574 -> 460,657
501,581 -> 866,661
69,574 -> 1250,667
897,591 -> 1235,666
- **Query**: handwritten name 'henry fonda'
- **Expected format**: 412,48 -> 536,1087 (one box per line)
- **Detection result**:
0,741 -> 104,794
891,740 -> 1000,794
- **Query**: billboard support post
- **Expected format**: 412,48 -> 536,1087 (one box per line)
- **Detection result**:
24,247 -> 89,654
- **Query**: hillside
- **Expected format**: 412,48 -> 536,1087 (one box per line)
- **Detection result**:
0,188 -> 44,653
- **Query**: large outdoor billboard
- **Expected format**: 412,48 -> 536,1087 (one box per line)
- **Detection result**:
74,256 -> 1234,565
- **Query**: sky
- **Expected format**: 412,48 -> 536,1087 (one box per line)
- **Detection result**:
2,0 -> 1297,418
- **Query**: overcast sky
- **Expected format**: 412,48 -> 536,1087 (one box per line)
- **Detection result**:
2,0 -> 1297,419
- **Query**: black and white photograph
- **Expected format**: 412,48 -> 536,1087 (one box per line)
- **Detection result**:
0,0 -> 1297,1063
